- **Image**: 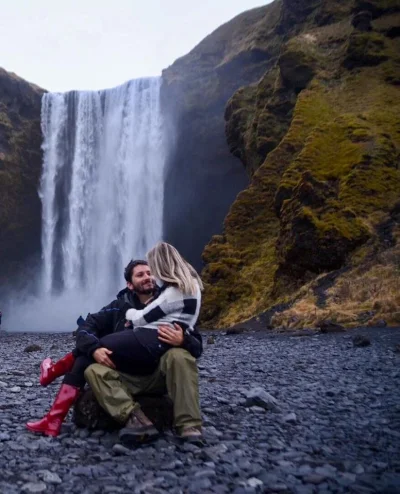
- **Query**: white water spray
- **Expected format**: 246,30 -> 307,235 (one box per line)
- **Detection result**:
8,78 -> 166,331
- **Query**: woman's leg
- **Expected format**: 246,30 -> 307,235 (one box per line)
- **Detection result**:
62,355 -> 94,389
26,383 -> 80,437
40,351 -> 76,386
27,355 -> 92,437
99,330 -> 159,375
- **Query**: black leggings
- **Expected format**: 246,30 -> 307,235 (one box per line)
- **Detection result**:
63,354 -> 93,388
63,329 -> 162,388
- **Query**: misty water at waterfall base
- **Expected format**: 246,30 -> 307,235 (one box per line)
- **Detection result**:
4,77 -> 167,332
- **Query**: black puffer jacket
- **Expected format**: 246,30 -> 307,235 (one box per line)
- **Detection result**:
75,288 -> 203,360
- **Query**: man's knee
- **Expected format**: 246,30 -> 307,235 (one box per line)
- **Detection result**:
161,348 -> 196,372
84,363 -> 115,383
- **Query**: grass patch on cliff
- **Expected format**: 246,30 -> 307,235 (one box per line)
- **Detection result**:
271,225 -> 400,329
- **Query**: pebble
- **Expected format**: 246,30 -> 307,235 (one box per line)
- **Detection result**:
21,482 -> 47,493
247,477 -> 264,488
282,412 -> 297,423
303,473 -> 327,484
245,387 -> 279,411
0,328 -> 399,493
38,471 -> 62,484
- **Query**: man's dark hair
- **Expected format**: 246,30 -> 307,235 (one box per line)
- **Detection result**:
124,259 -> 149,282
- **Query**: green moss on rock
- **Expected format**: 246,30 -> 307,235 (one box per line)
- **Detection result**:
201,0 -> 400,328
279,38 -> 318,91
344,31 -> 392,67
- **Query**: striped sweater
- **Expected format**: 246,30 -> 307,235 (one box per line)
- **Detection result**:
125,281 -> 201,332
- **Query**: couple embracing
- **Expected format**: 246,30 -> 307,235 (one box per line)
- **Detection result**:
26,242 -> 204,444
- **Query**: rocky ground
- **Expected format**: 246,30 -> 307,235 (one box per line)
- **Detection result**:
0,327 -> 399,494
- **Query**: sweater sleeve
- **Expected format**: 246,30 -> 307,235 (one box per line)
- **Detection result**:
125,286 -> 188,327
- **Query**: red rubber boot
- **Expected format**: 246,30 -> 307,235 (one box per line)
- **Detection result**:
26,383 -> 80,437
40,352 -> 75,386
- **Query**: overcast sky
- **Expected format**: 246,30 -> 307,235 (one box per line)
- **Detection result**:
1,0 -> 268,93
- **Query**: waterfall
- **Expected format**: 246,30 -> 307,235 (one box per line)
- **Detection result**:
28,77 -> 166,329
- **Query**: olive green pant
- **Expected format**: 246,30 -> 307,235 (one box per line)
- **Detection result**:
84,348 -> 202,430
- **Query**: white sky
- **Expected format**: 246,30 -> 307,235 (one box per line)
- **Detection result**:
1,0 -> 267,92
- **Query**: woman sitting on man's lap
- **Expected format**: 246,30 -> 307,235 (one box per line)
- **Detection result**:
26,242 -> 203,437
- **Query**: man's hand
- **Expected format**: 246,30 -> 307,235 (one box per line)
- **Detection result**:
158,323 -> 184,346
93,347 -> 116,369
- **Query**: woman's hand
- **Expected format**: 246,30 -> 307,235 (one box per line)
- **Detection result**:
93,347 -> 116,369
158,323 -> 184,346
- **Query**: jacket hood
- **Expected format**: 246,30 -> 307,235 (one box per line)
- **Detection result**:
116,287 -> 130,299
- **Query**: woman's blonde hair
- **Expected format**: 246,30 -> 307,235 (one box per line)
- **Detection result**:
147,242 -> 203,296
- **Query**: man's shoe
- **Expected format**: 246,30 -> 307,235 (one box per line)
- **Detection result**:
118,408 -> 160,445
179,426 -> 204,445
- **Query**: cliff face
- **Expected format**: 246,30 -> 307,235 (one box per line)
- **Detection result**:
0,69 -> 45,284
161,2 -> 283,268
201,0 -> 400,328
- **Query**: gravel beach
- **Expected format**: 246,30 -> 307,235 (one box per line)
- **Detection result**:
0,327 -> 399,493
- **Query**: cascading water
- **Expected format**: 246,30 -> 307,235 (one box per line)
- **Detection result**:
10,77 -> 166,331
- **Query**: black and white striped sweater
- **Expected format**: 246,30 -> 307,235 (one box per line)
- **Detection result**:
125,281 -> 201,332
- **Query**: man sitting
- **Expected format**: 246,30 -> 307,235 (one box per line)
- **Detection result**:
82,259 -> 203,444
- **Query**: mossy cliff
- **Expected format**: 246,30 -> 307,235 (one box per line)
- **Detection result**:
201,0 -> 400,328
0,69 -> 45,284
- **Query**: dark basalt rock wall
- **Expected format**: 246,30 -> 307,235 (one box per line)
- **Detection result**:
161,3 -> 283,268
0,69 -> 45,285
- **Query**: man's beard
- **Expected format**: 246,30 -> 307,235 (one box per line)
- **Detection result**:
133,282 -> 154,295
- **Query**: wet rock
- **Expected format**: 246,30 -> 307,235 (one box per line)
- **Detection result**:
354,464 -> 365,475
282,412 -> 297,423
246,477 -> 264,488
23,344 -> 42,353
112,444 -> 132,456
245,387 -> 279,411
352,10 -> 373,31
353,335 -> 371,347
226,327 -> 246,335
303,473 -> 326,485
21,482 -> 47,493
203,443 -> 229,462
318,320 -> 346,333
37,470 -> 62,484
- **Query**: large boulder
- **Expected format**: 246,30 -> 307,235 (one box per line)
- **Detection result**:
73,388 -> 174,431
